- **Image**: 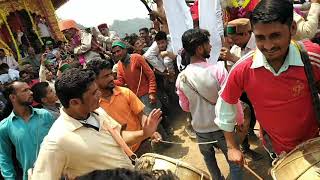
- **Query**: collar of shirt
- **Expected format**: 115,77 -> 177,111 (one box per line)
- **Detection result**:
246,33 -> 256,52
250,42 -> 304,76
8,107 -> 38,120
100,86 -> 121,104
59,107 -> 119,131
112,86 -> 122,96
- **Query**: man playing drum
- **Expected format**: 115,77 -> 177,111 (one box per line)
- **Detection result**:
215,0 -> 320,166
30,69 -> 162,179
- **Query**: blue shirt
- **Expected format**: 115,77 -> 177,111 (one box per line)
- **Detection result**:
0,108 -> 54,180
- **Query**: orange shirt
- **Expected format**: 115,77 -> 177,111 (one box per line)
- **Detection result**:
114,54 -> 157,97
100,86 -> 145,152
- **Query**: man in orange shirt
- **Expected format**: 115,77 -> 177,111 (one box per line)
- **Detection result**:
87,59 -> 162,155
112,41 -> 159,115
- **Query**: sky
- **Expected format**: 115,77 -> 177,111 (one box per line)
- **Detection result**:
55,0 -> 150,27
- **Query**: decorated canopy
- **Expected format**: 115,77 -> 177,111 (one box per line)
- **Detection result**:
0,0 -> 68,61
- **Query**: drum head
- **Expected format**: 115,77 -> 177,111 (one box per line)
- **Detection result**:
135,153 -> 211,180
271,137 -> 320,180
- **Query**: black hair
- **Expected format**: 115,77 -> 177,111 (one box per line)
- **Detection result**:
128,34 -> 139,46
75,168 -> 179,180
86,59 -> 113,76
55,68 -> 96,108
3,81 -> 20,101
31,82 -> 49,104
19,69 -> 29,78
181,29 -> 210,56
139,27 -> 149,33
0,63 -> 9,70
250,0 -> 293,27
154,31 -> 167,41
3,80 -> 26,112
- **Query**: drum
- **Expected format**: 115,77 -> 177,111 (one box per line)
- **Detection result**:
271,137 -> 320,180
135,153 -> 211,180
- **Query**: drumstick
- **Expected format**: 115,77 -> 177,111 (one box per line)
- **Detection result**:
244,164 -> 263,180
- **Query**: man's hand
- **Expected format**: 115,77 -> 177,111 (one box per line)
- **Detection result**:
149,93 -> 157,104
142,109 -> 162,138
151,132 -> 162,143
228,147 -> 245,166
160,51 -> 177,60
160,51 -> 169,58
219,47 -> 239,63
40,53 -> 47,65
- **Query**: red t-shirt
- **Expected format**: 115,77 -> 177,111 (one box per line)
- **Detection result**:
114,54 -> 157,97
221,40 -> 320,154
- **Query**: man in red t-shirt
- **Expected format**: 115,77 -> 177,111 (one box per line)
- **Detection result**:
214,0 -> 320,166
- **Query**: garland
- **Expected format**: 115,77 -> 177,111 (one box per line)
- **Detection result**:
231,0 -> 251,8
0,10 -> 21,64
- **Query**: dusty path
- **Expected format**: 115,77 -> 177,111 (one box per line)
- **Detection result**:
153,110 -> 273,180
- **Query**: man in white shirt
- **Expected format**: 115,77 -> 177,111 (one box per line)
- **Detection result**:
36,16 -> 53,44
220,18 -> 256,69
31,68 -> 162,179
144,31 -> 177,75
97,23 -> 120,52
293,0 -> 320,40
0,63 -> 19,84
0,49 -> 19,69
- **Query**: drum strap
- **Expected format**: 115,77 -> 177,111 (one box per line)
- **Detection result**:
295,42 -> 320,125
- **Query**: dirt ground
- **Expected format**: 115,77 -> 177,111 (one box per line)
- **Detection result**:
153,109 -> 274,180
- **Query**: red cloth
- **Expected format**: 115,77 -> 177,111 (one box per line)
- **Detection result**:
220,40 -> 320,154
114,54 -> 157,97
245,0 -> 259,12
29,79 -> 40,107
190,0 -> 199,20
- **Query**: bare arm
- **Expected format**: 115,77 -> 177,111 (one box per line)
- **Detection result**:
122,109 -> 162,145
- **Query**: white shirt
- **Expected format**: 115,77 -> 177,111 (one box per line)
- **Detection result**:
143,40 -> 175,73
228,33 -> 256,67
0,56 -> 19,69
0,69 -> 19,84
38,22 -> 51,38
176,62 -> 228,133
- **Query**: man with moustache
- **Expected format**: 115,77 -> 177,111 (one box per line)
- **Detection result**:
31,68 -> 162,179
112,41 -> 158,115
87,59 -> 161,156
215,0 -> 320,166
97,23 -> 120,52
176,29 -> 243,180
0,81 -> 55,180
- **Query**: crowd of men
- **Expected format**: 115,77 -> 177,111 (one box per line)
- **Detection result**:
0,0 -> 319,179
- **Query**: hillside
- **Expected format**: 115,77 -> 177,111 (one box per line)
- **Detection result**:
109,18 -> 152,38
